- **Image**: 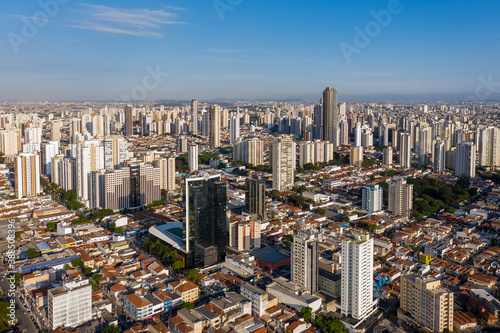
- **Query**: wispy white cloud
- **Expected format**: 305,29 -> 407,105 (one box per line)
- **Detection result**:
206,48 -> 242,53
66,24 -> 163,37
161,5 -> 186,11
11,15 -> 50,22
347,72 -> 397,77
67,4 -> 186,37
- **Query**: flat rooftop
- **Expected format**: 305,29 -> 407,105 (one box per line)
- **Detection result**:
252,247 -> 289,264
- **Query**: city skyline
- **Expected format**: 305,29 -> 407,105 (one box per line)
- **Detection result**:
1,0 -> 499,102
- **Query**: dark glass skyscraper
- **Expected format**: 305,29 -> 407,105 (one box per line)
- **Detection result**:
185,173 -> 227,268
245,174 -> 266,220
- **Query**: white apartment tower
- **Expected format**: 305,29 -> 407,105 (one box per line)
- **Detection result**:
188,144 -> 199,172
271,135 -> 296,191
191,99 -> 199,135
362,184 -> 383,212
230,114 -> 240,145
15,152 -> 41,198
233,138 -> 264,166
455,142 -> 476,178
43,141 -> 59,176
153,156 -> 176,192
433,140 -> 445,173
388,177 -> 413,216
341,232 -> 375,321
399,132 -> 412,168
479,126 -> 499,167
400,275 -> 453,333
383,147 -> 393,166
48,279 -> 92,330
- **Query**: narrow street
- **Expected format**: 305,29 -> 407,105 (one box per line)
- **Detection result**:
0,271 -> 40,333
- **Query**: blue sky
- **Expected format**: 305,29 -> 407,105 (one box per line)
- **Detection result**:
0,0 -> 499,102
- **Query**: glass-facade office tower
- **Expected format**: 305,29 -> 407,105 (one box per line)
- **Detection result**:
185,173 -> 227,268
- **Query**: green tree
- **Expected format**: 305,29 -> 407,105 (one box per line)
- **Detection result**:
173,260 -> 184,270
282,234 -> 293,251
14,272 -> 21,286
445,206 -> 456,213
362,157 -> 375,168
300,307 -> 312,323
270,190 -> 280,201
456,176 -> 470,190
64,264 -> 71,270
115,227 -> 123,234
27,248 -> 40,259
179,302 -> 195,310
102,324 -> 122,333
185,269 -> 200,284
93,274 -> 103,282
84,267 -> 93,275
71,258 -> 84,269
342,216 -> 350,223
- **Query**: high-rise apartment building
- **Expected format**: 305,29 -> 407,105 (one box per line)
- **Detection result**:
76,140 -> 104,205
209,105 -> 221,148
48,279 -> 92,330
129,163 -> 161,208
399,132 -> 412,168
388,177 -> 413,216
479,126 -> 500,167
0,129 -> 21,155
185,173 -> 227,267
291,230 -> 319,294
25,127 -> 42,144
362,184 -> 383,212
103,136 -> 128,171
350,146 -> 364,167
245,174 -> 266,219
323,87 -> 339,149
455,142 -> 476,178
433,141 -> 445,173
15,152 -> 41,198
341,232 -> 375,321
229,220 -> 261,251
191,99 -> 199,135
104,167 -> 131,211
177,136 -> 188,153
230,115 -> 240,145
51,120 -> 63,142
53,156 -> 77,191
271,135 -> 296,191
233,138 -> 264,166
188,144 -> 198,172
379,122 -> 389,146
417,126 -> 430,165
400,275 -> 453,333
125,105 -> 133,136
153,157 -> 176,192
89,170 -> 106,209
383,147 -> 393,166
43,141 -> 59,176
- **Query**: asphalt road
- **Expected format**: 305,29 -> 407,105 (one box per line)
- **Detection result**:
0,270 -> 40,333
